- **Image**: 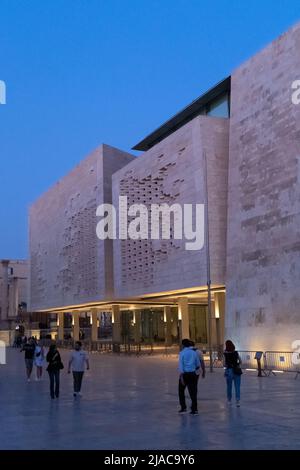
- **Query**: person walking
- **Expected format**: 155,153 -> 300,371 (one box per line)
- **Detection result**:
224,340 -> 243,407
68,341 -> 90,397
20,337 -> 36,382
178,338 -> 200,415
34,341 -> 45,380
46,343 -> 63,399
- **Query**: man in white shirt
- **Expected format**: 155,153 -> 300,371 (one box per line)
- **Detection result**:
68,341 -> 90,397
178,338 -> 200,415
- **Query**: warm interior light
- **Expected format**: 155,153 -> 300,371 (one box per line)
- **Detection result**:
57,316 -> 60,327
246,368 -> 257,372
72,316 -> 75,326
178,308 -> 182,321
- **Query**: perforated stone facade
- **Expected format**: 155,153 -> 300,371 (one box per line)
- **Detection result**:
29,144 -> 134,311
113,116 -> 229,298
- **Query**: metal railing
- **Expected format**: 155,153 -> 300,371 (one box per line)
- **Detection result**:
264,351 -> 300,378
238,350 -> 260,369
29,341 -> 300,378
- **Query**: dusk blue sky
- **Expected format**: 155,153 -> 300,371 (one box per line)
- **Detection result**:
1,0 -> 299,259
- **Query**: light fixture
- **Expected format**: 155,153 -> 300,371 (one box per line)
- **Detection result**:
57,315 -> 60,327
178,308 -> 182,321
72,315 -> 75,326
214,301 -> 220,319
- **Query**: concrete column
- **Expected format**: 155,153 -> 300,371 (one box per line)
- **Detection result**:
134,310 -> 141,343
1,260 -> 9,321
58,312 -> 64,341
112,305 -> 121,343
178,298 -> 189,340
72,312 -> 80,342
214,292 -> 226,348
164,306 -> 172,346
91,309 -> 98,342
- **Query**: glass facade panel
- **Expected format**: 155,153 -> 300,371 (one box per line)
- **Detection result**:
207,93 -> 229,118
141,309 -> 165,342
189,305 -> 207,344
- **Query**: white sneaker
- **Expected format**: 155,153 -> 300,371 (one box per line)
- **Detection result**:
236,400 -> 241,407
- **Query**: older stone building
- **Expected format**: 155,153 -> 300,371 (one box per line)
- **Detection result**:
0,259 -> 28,344
29,22 -> 300,351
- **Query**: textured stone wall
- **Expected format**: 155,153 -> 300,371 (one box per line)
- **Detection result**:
0,260 -> 28,318
29,144 -> 134,311
226,23 -> 300,350
113,116 -> 229,298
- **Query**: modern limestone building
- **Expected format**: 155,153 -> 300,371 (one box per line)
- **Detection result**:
29,22 -> 300,351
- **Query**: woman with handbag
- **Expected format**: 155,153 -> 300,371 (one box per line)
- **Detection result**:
223,340 -> 242,407
46,343 -> 64,399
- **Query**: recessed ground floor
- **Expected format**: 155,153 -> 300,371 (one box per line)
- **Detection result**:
23,287 -> 226,351
1,348 -> 300,450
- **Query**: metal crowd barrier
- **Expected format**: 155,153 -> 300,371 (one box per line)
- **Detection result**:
35,341 -> 300,377
238,350 -> 260,369
264,351 -> 300,378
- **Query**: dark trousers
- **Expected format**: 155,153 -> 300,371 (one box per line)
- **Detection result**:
178,372 -> 198,412
48,370 -> 60,398
73,371 -> 84,393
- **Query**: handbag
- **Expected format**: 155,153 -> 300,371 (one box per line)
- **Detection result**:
233,366 -> 243,375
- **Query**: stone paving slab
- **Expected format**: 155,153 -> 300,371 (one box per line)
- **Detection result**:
0,349 -> 300,450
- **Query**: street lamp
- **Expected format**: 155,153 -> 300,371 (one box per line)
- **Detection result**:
203,150 -> 213,373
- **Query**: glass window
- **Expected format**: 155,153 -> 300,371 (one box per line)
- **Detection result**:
207,93 -> 229,118
189,305 -> 208,344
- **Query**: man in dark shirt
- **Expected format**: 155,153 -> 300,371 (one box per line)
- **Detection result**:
21,337 -> 36,382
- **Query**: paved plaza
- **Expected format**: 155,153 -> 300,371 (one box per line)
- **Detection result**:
0,348 -> 300,450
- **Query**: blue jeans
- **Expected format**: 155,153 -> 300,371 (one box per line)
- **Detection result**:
48,370 -> 60,398
225,368 -> 241,401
